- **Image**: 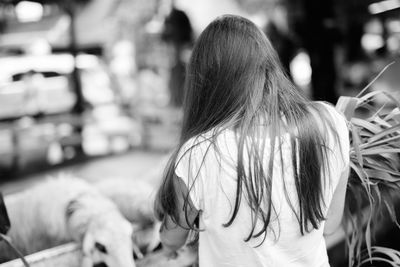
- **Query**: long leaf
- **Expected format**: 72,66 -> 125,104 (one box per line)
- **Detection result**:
365,222 -> 372,260
361,148 -> 400,156
361,135 -> 400,149
352,118 -> 383,134
364,169 -> 399,182
336,96 -> 359,120
384,108 -> 400,122
381,90 -> 400,110
363,162 -> 400,178
369,124 -> 400,143
352,125 -> 364,167
359,90 -> 385,103
369,116 -> 393,128
370,104 -> 387,121
356,62 -> 395,98
384,200 -> 400,229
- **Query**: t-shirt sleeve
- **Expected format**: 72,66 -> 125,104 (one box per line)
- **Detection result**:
319,101 -> 350,175
174,137 -> 211,210
314,102 -> 351,205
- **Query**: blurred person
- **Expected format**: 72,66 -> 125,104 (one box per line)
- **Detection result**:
298,0 -> 339,104
264,3 -> 297,78
162,5 -> 193,107
154,15 -> 349,267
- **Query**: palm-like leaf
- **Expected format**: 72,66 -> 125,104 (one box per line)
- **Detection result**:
335,75 -> 400,266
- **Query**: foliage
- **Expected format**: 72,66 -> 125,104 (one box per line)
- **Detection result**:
335,62 -> 400,266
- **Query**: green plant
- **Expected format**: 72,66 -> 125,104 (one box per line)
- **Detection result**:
335,62 -> 400,266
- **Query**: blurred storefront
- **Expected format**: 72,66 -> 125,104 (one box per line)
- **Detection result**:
0,0 -> 179,177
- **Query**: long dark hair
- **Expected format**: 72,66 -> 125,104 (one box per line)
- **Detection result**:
155,15 -> 338,242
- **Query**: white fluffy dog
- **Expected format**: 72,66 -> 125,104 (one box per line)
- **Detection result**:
0,175 -> 136,267
95,178 -> 161,255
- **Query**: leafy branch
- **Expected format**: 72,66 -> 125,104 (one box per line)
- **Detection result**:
335,63 -> 400,266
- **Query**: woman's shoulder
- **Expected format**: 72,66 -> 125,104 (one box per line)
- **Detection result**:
177,131 -> 214,161
312,101 -> 350,164
176,128 -> 236,168
312,101 -> 349,134
180,128 -> 233,152
313,101 -> 344,118
179,132 -> 213,154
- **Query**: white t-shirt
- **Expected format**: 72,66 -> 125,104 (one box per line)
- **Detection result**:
175,102 -> 350,267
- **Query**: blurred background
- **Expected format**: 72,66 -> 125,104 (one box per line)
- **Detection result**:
0,0 -> 399,265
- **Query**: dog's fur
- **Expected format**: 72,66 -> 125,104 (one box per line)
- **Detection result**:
95,178 -> 161,253
0,175 -> 135,267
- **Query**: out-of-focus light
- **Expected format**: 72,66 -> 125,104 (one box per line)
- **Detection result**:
17,116 -> 35,129
145,18 -> 164,34
57,123 -> 73,137
387,19 -> 400,33
290,51 -> 312,88
387,36 -> 400,52
369,3 -> 385,14
16,1 -> 44,22
83,126 -> 109,156
369,0 -> 400,14
361,34 -> 385,51
113,40 -> 133,57
110,137 -> 130,154
382,0 -> 400,10
110,57 -> 133,76
76,54 -> 99,69
364,18 -> 384,34
47,142 -> 63,165
26,39 -> 51,55
111,40 -> 135,75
